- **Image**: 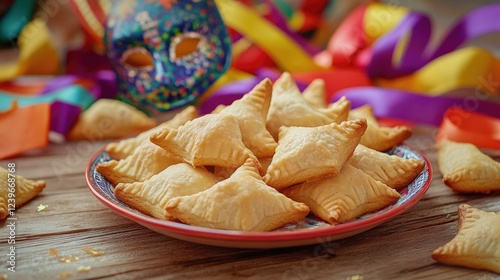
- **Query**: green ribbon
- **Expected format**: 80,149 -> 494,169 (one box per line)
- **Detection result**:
0,0 -> 36,44
0,85 -> 95,111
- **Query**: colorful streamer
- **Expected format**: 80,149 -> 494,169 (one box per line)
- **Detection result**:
437,108 -> 500,149
331,87 -> 500,127
0,19 -> 60,81
0,102 -> 50,159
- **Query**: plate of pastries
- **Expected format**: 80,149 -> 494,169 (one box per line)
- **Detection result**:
86,73 -> 432,248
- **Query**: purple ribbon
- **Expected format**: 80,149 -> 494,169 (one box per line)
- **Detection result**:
331,87 -> 500,126
42,70 -> 118,99
50,101 -> 82,136
367,4 -> 500,78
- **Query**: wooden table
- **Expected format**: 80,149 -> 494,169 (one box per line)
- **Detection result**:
1,123 -> 499,280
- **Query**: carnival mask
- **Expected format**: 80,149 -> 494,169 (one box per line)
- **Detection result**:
104,0 -> 232,113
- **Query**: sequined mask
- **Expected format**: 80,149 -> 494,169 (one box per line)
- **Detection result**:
104,0 -> 232,113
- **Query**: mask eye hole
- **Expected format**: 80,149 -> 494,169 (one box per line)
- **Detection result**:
170,32 -> 204,62
121,47 -> 154,70
175,37 -> 200,59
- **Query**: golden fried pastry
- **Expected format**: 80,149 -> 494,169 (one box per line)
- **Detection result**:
210,104 -> 226,114
266,72 -> 348,140
432,204 -> 500,274
349,145 -> 425,189
283,164 -> 400,224
150,114 -> 261,172
348,105 -> 412,151
437,139 -> 500,193
114,163 -> 220,220
68,99 -> 156,140
0,167 -> 46,219
264,118 -> 367,190
105,106 -> 198,160
165,159 -> 309,231
328,96 -> 351,125
217,78 -> 277,158
97,140 -> 181,186
302,78 -> 327,109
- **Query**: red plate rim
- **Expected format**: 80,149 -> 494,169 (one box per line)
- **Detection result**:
85,142 -> 433,243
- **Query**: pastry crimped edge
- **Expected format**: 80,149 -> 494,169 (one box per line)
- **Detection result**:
431,204 -> 500,274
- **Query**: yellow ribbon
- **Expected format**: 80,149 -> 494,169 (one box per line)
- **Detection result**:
0,19 -> 60,82
363,3 -> 408,46
215,0 -> 323,73
376,47 -> 500,95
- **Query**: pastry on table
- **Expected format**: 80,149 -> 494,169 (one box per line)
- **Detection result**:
349,144 -> 425,189
437,139 -> 500,193
97,140 -> 181,186
165,158 -> 309,231
263,118 -> 367,190
67,99 -> 156,140
150,113 -> 261,172
105,106 -> 198,160
348,105 -> 412,151
266,72 -> 350,140
216,78 -> 277,158
432,204 -> 500,274
114,163 -> 220,220
0,168 -> 46,219
283,164 -> 400,224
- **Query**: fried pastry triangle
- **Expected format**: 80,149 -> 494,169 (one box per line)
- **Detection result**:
165,159 -> 310,231
349,145 -> 425,189
97,140 -> 181,186
217,78 -> 277,158
0,168 -> 46,219
68,99 -> 156,140
105,106 -> 198,160
348,105 -> 412,151
263,118 -> 367,190
432,204 -> 500,274
327,96 -> 351,125
266,72 -> 347,140
114,163 -> 220,220
282,164 -> 400,224
437,139 -> 500,193
302,78 -> 327,109
150,114 -> 261,171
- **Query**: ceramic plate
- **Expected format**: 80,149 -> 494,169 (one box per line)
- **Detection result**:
86,144 -> 432,248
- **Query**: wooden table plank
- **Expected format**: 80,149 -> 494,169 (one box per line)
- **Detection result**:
1,124 -> 499,280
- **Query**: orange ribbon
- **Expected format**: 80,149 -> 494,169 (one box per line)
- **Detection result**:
0,102 -> 50,159
437,107 -> 500,149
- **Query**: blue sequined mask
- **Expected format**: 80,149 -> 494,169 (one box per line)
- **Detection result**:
104,0 -> 232,113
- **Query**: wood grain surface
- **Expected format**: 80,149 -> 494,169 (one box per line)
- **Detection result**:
1,122 -> 499,280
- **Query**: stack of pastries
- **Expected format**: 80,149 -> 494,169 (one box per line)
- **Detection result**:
96,73 -> 425,232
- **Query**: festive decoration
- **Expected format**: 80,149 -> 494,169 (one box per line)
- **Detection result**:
104,0 -> 232,113
0,19 -> 60,82
0,0 -> 36,44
